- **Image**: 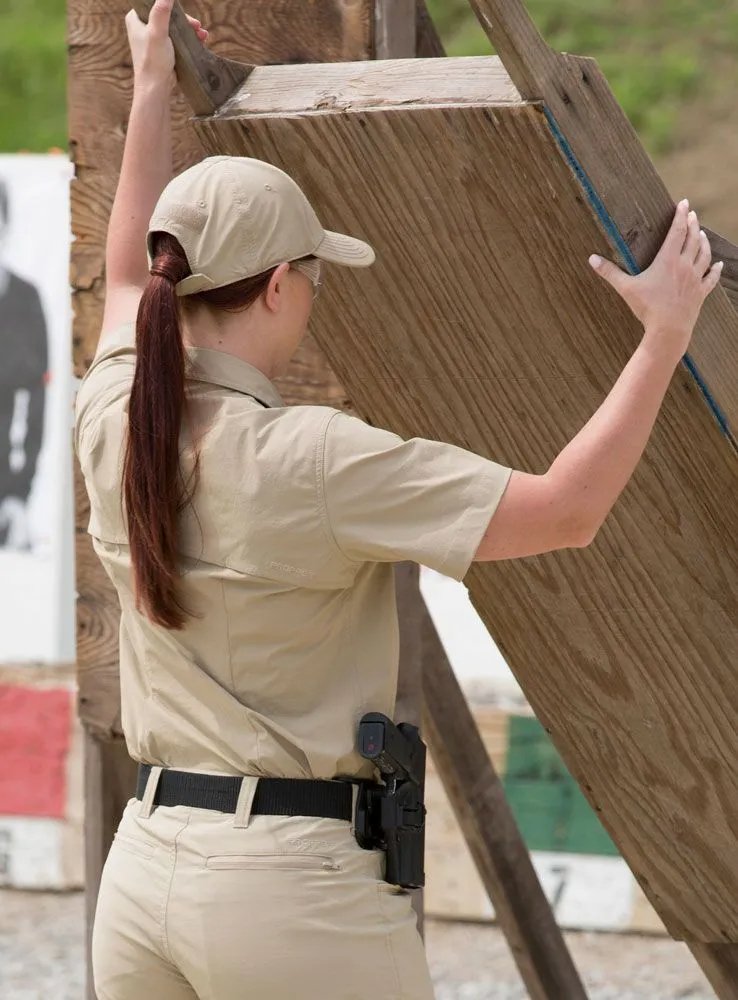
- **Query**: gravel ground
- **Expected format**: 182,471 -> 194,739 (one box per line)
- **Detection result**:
0,889 -> 714,1000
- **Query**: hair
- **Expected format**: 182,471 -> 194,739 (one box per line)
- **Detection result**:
123,231 -> 277,629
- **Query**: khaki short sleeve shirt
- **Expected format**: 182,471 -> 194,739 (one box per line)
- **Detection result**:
75,323 -> 512,780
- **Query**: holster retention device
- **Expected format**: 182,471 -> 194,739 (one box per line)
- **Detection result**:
354,712 -> 427,889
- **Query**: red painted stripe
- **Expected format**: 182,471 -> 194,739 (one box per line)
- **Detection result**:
0,686 -> 72,818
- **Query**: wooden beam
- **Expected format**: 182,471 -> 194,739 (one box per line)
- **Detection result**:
375,0 -> 416,59
213,56 -> 519,117
689,943 -> 738,1000
415,0 -> 445,58
131,0 -> 253,115
464,0 -> 738,442
421,612 -> 587,1000
704,226 -> 738,316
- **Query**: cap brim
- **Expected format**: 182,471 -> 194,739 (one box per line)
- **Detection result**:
314,230 -> 376,268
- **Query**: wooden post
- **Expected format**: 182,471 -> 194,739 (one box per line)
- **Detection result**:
421,613 -> 588,1000
372,0 -> 428,940
393,563 -> 426,938
375,0 -> 417,59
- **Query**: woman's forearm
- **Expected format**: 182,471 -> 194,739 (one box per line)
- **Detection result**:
547,330 -> 683,540
105,77 -> 173,288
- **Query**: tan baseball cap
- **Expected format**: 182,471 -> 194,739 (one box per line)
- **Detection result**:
146,155 -> 376,297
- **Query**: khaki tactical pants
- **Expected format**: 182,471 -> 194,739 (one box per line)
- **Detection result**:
92,767 -> 435,999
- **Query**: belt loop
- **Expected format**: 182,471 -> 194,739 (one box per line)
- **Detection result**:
138,765 -> 163,819
233,776 -> 259,829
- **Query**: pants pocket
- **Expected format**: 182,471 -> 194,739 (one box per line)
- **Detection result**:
112,832 -> 157,860
205,853 -> 340,871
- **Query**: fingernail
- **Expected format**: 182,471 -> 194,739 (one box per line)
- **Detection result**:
718,260 -> 725,269
589,254 -> 601,268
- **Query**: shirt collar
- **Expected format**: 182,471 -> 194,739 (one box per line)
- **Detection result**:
185,346 -> 284,408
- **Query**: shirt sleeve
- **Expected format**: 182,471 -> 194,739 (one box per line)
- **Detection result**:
74,323 -> 137,460
320,411 -> 513,581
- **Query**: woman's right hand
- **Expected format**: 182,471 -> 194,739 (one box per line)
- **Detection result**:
588,199 -> 724,358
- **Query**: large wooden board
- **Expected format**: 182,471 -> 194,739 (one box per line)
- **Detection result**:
193,57 -> 738,943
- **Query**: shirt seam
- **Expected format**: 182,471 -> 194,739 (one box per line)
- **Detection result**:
316,410 -> 360,567
437,465 -> 513,580
75,381 -> 129,460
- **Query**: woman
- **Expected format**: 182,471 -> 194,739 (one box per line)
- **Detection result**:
75,3 -> 723,999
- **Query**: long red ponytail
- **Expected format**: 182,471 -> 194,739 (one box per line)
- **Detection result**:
123,231 -> 274,629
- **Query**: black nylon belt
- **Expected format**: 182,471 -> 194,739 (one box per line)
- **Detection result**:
135,763 -> 354,820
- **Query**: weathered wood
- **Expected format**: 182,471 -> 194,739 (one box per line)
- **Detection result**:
421,614 -> 587,1000
131,0 -> 253,115
84,733 -> 138,1000
194,77 -> 738,945
375,0 -> 416,59
704,226 -> 738,315
415,0 -> 445,58
465,0 -> 738,442
689,943 -> 738,1000
212,55 -> 519,117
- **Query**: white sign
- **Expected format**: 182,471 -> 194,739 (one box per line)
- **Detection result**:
0,155 -> 75,662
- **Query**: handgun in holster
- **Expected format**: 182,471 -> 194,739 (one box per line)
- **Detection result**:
353,712 -> 427,889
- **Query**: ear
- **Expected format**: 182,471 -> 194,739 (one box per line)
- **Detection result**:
264,262 -> 291,313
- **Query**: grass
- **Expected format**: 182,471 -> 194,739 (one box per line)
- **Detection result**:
0,0 -> 67,152
2,1 -> 736,154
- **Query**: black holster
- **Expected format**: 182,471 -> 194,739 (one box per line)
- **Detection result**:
353,713 -> 427,889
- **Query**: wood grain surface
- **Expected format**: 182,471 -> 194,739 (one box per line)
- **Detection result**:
213,55 -> 520,117
421,614 -> 587,1000
131,0 -> 254,116
415,0 -> 445,58
689,943 -> 738,1000
375,0 -> 416,59
195,96 -> 738,942
465,0 -> 738,441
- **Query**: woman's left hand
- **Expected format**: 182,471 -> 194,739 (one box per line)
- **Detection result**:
125,0 -> 209,87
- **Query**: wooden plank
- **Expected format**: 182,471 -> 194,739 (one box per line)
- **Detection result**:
420,615 -> 587,1000
193,81 -> 738,943
375,0 -> 416,59
688,944 -> 738,1000
132,0 -> 253,115
212,56 -> 520,117
464,0 -> 738,441
415,0 -> 445,58
703,226 -> 738,315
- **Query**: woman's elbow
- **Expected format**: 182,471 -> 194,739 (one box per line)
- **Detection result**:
566,512 -> 603,549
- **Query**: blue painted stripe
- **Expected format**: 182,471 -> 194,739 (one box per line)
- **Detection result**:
543,106 -> 731,439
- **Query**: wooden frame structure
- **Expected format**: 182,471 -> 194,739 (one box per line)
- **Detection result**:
69,2 -> 738,998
